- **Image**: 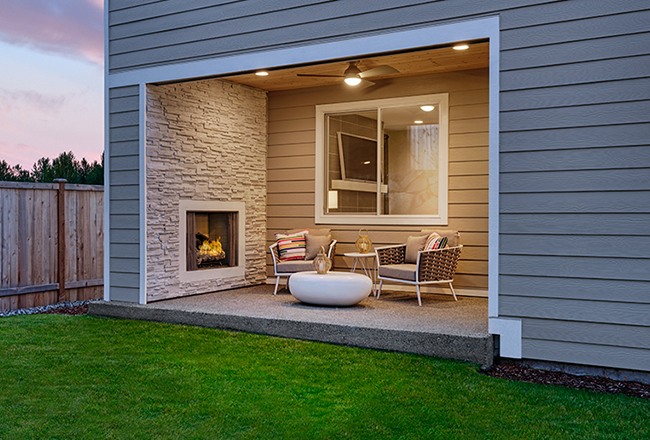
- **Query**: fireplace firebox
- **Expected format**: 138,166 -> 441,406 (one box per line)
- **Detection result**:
186,211 -> 238,271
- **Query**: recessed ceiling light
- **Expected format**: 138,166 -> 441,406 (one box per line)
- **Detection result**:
363,161 -> 371,165
453,44 -> 469,51
414,120 -> 424,124
255,71 -> 269,76
420,105 -> 435,112
344,77 -> 362,86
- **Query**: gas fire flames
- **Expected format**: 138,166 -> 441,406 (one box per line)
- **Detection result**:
198,237 -> 226,263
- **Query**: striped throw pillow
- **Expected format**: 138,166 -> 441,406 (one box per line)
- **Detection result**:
275,230 -> 308,261
424,232 -> 448,251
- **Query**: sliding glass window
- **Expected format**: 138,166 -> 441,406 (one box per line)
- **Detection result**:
315,94 -> 448,225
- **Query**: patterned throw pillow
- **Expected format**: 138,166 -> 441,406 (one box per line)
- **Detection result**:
275,230 -> 308,261
424,232 -> 448,251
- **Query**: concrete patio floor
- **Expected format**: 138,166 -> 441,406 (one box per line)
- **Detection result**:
89,284 -> 494,368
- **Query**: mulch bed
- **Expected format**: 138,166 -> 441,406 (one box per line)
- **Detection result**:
484,363 -> 650,399
37,305 -> 650,399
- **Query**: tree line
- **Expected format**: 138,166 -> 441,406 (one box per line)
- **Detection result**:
0,152 -> 103,185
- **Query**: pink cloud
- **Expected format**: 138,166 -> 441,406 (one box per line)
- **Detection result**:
0,0 -> 103,65
0,88 -> 67,117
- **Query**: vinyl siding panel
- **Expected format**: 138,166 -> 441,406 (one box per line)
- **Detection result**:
496,2 -> 650,371
267,69 -> 490,291
521,340 -> 650,373
108,85 -> 140,301
107,0 -> 555,73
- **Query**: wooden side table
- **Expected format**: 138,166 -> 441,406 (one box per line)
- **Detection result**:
344,252 -> 377,296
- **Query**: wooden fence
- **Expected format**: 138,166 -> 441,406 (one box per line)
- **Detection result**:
0,181 -> 104,312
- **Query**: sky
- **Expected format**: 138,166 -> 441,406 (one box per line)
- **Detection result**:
0,0 -> 104,169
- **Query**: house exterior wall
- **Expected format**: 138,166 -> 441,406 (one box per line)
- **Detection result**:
145,79 -> 268,302
106,0 -> 650,372
108,85 -> 141,302
267,69 -> 489,292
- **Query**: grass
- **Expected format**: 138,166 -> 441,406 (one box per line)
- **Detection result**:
0,315 -> 648,440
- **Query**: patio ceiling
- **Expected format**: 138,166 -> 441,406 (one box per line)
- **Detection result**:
225,42 -> 489,92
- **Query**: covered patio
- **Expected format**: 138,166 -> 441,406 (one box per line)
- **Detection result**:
89,284 -> 493,368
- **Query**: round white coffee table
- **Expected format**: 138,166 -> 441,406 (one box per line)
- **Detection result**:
344,252 -> 377,296
289,271 -> 372,306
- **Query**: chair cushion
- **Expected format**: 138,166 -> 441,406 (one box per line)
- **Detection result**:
305,234 -> 331,260
421,229 -> 459,247
276,260 -> 315,273
405,235 -> 428,263
275,231 -> 307,261
378,263 -> 417,281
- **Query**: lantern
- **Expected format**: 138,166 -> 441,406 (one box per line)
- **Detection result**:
355,228 -> 372,253
312,246 -> 332,274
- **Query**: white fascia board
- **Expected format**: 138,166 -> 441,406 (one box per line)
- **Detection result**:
489,317 -> 522,359
139,83 -> 147,305
107,16 -> 500,88
488,19 -> 500,318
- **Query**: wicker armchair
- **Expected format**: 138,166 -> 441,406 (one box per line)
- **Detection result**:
269,239 -> 337,295
375,231 -> 462,306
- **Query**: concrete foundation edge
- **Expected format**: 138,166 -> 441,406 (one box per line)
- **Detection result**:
89,301 -> 494,369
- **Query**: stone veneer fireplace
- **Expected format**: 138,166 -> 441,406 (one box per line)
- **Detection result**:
145,78 -> 267,302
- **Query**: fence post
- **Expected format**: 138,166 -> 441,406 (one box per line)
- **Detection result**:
54,179 -> 67,303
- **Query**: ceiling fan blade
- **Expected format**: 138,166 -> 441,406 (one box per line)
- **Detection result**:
296,73 -> 345,78
358,79 -> 375,89
359,65 -> 399,78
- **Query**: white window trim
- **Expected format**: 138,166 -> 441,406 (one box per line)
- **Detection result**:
315,94 -> 449,226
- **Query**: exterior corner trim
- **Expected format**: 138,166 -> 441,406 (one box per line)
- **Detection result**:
489,317 -> 522,359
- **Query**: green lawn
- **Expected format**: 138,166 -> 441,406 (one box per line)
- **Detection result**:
0,315 -> 647,439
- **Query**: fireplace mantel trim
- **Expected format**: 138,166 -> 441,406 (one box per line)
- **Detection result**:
179,200 -> 246,282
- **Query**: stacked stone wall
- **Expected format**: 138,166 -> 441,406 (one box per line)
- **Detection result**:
146,79 -> 267,301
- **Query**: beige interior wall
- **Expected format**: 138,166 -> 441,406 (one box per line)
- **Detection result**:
267,68 -> 489,291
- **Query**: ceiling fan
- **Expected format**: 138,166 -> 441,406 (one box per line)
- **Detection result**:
296,61 -> 399,86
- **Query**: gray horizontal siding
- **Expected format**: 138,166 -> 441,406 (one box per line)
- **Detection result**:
500,214 -> 650,236
521,339 -> 650,373
108,85 -> 140,302
500,235 -> 650,259
496,1 -> 650,371
500,145 -> 650,172
523,319 -> 650,350
500,276 -> 649,304
107,0 -> 554,72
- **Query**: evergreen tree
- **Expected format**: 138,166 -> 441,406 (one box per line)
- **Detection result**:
31,157 -> 54,183
51,151 -> 82,183
0,152 -> 104,184
0,160 -> 33,182
0,160 -> 13,181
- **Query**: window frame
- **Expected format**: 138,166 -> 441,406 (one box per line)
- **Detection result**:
315,93 -> 449,225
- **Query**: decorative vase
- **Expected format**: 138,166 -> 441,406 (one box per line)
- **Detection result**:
312,246 -> 332,274
355,228 -> 372,253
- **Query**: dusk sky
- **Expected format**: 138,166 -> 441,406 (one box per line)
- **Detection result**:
0,0 -> 104,169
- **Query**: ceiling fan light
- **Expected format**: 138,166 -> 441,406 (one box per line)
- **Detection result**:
420,105 -> 435,112
344,77 -> 362,86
